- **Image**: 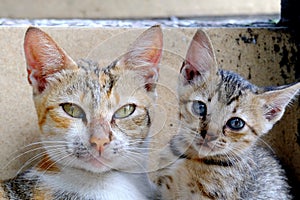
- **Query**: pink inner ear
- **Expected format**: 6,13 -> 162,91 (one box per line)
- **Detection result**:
141,65 -> 160,91
121,25 -> 163,91
180,29 -> 217,84
261,82 -> 300,122
24,27 -> 77,93
142,46 -> 162,91
144,45 -> 162,67
25,40 -> 60,92
180,61 -> 201,84
264,106 -> 282,121
24,28 -> 62,92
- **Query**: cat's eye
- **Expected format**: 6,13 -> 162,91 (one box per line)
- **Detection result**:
61,103 -> 86,119
113,104 -> 136,119
192,101 -> 207,117
226,117 -> 245,131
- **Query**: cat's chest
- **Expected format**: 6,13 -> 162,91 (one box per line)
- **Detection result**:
31,170 -> 149,200
169,159 -> 242,199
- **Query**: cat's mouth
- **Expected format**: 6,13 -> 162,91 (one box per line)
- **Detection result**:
80,154 -> 112,169
195,135 -> 223,157
87,157 -> 107,168
75,157 -> 113,173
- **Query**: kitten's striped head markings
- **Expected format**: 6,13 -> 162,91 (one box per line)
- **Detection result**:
173,29 -> 300,162
24,26 -> 163,173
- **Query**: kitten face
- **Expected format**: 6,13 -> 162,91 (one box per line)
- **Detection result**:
24,26 -> 163,173
173,29 -> 300,160
176,70 -> 262,159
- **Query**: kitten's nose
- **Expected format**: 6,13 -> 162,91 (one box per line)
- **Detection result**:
90,136 -> 110,155
200,130 -> 207,138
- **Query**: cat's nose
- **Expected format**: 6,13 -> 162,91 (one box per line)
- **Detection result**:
90,136 -> 110,155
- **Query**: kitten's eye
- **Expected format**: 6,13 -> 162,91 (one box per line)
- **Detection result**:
61,103 -> 86,119
113,104 -> 136,119
192,101 -> 207,117
226,117 -> 245,130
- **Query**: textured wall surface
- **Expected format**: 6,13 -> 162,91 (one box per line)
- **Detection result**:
0,0 -> 280,19
0,27 -> 299,191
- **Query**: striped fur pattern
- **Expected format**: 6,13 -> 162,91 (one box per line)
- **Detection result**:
1,25 -> 163,199
154,29 -> 299,199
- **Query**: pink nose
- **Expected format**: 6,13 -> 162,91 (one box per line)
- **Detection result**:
89,136 -> 110,155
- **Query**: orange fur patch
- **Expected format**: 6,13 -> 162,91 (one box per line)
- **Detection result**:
49,109 -> 71,129
38,105 -> 55,128
114,92 -> 120,105
36,154 -> 60,173
33,188 -> 53,200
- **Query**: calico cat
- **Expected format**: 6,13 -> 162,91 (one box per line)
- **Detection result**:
154,29 -> 299,199
0,25 -> 163,199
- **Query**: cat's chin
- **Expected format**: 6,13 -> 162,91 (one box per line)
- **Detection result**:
76,156 -> 114,174
88,157 -> 108,168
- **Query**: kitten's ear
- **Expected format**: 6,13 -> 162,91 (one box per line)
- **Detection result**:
260,82 -> 300,124
24,27 -> 78,93
180,29 -> 218,85
118,25 -> 163,91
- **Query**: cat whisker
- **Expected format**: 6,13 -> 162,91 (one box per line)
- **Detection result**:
30,152 -> 74,192
2,143 -> 69,170
125,154 -> 148,163
128,147 -> 164,152
128,139 -> 160,145
26,140 -> 69,145
124,148 -> 149,156
255,137 -> 275,153
120,153 -> 148,173
225,147 -> 257,172
17,140 -> 69,151
2,146 -> 45,170
54,153 -> 77,172
16,147 -> 68,174
16,151 -> 48,174
120,148 -> 150,164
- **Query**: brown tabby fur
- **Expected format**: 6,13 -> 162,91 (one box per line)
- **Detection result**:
154,29 -> 299,200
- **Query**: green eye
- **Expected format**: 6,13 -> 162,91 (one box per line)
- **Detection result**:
61,103 -> 86,119
113,104 -> 136,119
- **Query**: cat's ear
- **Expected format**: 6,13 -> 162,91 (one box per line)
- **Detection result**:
24,27 -> 78,93
260,82 -> 300,125
180,29 -> 218,85
118,25 -> 163,91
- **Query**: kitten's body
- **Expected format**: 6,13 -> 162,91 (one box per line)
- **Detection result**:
157,145 -> 289,200
154,30 -> 299,199
1,26 -> 163,199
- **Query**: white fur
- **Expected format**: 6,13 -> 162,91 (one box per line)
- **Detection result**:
27,168 -> 154,200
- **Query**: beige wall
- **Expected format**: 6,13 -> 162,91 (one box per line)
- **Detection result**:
0,0 -> 280,19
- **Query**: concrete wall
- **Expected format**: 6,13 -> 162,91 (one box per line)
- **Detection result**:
0,27 -> 299,191
0,0 -> 280,19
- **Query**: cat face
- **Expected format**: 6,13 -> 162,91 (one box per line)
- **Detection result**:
173,29 -> 300,160
24,26 -> 163,173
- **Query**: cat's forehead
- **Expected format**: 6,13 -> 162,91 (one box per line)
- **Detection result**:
215,70 -> 258,105
57,59 -> 146,105
76,59 -> 117,89
187,69 -> 259,107
49,60 -> 116,107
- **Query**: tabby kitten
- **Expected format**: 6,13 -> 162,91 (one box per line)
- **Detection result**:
155,29 -> 299,199
0,25 -> 163,199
